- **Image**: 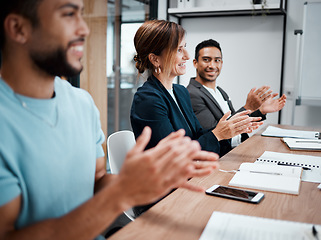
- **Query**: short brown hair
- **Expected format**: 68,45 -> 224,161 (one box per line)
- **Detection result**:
133,20 -> 186,77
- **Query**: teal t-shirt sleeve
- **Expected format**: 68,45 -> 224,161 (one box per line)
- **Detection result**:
96,128 -> 105,158
0,155 -> 21,206
94,105 -> 105,159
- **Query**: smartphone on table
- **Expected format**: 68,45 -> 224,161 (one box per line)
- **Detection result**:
205,185 -> 264,204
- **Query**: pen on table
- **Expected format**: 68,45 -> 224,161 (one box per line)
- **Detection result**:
277,162 -> 311,171
295,140 -> 321,144
237,169 -> 282,175
248,170 -> 282,176
312,225 -> 319,240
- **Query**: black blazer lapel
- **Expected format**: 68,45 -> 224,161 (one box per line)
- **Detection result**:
150,76 -> 194,135
217,86 -> 236,114
172,85 -> 196,136
199,86 -> 225,116
217,86 -> 248,141
190,78 -> 225,117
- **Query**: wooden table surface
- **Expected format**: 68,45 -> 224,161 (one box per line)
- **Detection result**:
109,125 -> 321,240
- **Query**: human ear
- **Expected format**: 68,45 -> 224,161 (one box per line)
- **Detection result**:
3,14 -> 31,45
148,53 -> 160,68
193,58 -> 198,68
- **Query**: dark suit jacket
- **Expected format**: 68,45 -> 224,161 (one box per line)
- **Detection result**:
187,78 -> 266,142
131,75 -> 231,156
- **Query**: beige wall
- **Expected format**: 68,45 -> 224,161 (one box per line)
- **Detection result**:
81,0 -> 108,154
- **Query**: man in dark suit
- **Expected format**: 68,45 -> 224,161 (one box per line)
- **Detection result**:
187,39 -> 286,149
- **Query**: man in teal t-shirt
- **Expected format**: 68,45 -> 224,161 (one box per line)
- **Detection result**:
0,76 -> 105,229
0,1 -> 219,239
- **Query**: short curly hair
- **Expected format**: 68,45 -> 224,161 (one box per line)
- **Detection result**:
194,39 -> 222,61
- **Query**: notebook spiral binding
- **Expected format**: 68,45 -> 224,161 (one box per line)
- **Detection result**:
256,158 -> 320,169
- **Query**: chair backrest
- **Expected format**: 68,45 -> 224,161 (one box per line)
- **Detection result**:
107,130 -> 137,221
107,130 -> 136,174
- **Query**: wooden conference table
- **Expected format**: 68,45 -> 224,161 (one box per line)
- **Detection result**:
109,124 -> 321,240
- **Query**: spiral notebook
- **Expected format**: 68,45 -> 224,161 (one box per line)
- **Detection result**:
255,151 -> 321,183
199,211 -> 321,240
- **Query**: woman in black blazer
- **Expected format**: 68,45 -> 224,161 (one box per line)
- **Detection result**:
131,20 -> 262,156
130,20 -> 263,216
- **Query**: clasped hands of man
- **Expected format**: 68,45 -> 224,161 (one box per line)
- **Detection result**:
212,85 -> 286,141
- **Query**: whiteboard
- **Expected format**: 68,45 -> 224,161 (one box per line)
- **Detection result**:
181,15 -> 283,125
299,1 -> 321,105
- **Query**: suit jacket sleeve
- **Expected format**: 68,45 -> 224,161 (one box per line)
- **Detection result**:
217,87 -> 266,120
234,107 -> 266,121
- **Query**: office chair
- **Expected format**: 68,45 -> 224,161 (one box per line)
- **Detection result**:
107,130 -> 136,221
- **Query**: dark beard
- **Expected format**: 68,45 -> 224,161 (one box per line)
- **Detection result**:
30,46 -> 82,77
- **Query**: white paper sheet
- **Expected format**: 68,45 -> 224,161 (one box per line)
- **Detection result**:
262,126 -> 320,139
200,212 -> 320,240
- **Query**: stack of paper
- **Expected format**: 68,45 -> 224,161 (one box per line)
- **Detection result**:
282,138 -> 321,151
228,162 -> 302,195
200,211 -> 321,240
262,126 -> 320,139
